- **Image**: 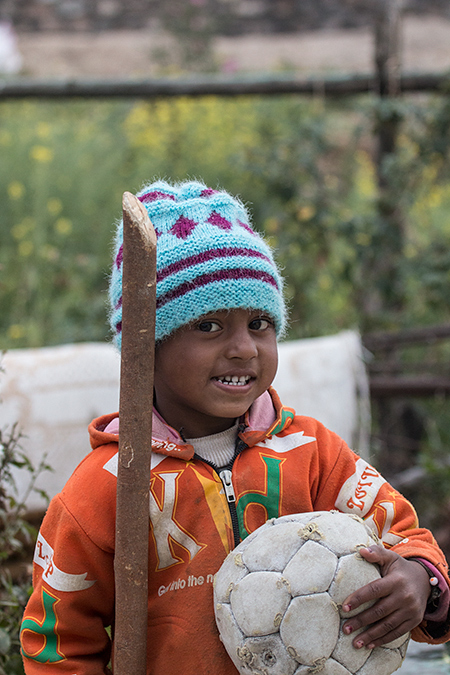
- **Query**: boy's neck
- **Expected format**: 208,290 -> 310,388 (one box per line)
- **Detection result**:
153,403 -> 239,439
186,420 -> 239,467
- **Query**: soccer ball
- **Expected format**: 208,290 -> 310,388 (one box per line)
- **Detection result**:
214,511 -> 409,675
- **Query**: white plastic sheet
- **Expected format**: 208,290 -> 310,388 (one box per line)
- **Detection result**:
0,332 -> 369,512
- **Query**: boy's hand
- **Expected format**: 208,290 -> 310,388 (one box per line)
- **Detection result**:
342,545 -> 431,650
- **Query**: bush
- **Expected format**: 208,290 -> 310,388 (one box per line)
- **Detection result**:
0,96 -> 368,347
0,396 -> 51,675
2,94 -> 450,350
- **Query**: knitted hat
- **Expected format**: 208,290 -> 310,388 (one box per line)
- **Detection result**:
109,180 -> 287,348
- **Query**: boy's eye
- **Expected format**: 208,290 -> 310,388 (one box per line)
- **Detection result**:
249,317 -> 272,331
197,320 -> 221,333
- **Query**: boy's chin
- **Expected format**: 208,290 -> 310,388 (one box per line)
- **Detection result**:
211,393 -> 257,418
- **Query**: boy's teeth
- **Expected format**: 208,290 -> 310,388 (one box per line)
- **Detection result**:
217,375 -> 250,386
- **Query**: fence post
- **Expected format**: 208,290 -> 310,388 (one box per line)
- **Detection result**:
369,1 -> 420,479
363,0 -> 405,327
375,0 -> 402,99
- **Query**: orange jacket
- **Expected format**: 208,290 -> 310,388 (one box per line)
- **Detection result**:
21,388 -> 450,674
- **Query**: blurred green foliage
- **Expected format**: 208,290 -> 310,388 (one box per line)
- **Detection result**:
1,93 -> 450,350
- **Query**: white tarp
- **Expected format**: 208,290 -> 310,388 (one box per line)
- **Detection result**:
273,331 -> 370,458
0,331 -> 370,513
0,22 -> 22,75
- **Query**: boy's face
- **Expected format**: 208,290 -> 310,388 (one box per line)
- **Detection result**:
154,308 -> 278,438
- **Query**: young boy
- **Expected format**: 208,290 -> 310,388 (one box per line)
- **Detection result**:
21,180 -> 450,674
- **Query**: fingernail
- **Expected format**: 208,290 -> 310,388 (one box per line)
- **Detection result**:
355,640 -> 364,649
367,643 -> 375,650
343,625 -> 353,635
343,604 -> 351,612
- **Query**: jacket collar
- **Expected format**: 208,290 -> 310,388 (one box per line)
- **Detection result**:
90,387 -> 295,461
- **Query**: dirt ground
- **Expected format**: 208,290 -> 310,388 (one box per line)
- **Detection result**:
14,14 -> 450,79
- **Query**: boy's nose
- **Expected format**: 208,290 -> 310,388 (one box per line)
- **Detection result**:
225,327 -> 258,360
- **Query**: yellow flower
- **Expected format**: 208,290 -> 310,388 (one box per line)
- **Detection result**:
30,145 -> 54,163
37,122 -> 51,139
55,218 -> 72,235
264,217 -> 279,234
8,181 -> 25,200
298,205 -> 316,221
318,274 -> 332,291
18,241 -> 34,257
428,187 -> 443,209
0,130 -> 12,146
125,102 -> 151,129
11,218 -> 34,240
11,224 -> 26,240
8,324 -> 25,340
404,243 -> 417,259
421,163 -> 438,183
47,197 -> 63,215
355,150 -> 376,198
356,232 -> 371,247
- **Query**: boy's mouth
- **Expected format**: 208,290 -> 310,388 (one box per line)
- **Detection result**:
214,375 -> 252,387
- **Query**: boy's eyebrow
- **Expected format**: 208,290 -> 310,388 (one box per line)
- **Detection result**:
157,247 -> 272,282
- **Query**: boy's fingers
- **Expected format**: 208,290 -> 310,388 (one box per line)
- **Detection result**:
342,545 -> 397,612
350,613 -> 411,650
358,544 -> 397,568
342,576 -> 390,614
342,550 -> 431,649
342,594 -> 410,649
343,595 -> 396,635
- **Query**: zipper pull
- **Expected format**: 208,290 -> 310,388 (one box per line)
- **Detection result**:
219,469 -> 236,503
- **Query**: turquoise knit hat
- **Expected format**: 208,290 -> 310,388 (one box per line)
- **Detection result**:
109,180 -> 287,348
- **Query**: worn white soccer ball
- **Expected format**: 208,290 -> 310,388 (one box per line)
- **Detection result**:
214,511 -> 410,675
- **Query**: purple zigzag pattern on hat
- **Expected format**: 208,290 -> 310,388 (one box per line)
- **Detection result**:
200,188 -> 219,197
138,191 -> 176,203
157,268 -> 278,309
171,216 -> 197,239
207,211 -> 232,230
237,219 -> 256,236
157,247 -> 273,283
115,244 -> 123,270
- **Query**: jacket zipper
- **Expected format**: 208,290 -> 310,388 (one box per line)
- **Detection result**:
218,468 -> 241,548
193,436 -> 247,549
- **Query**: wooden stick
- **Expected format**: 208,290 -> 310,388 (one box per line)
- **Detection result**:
113,192 -> 157,675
